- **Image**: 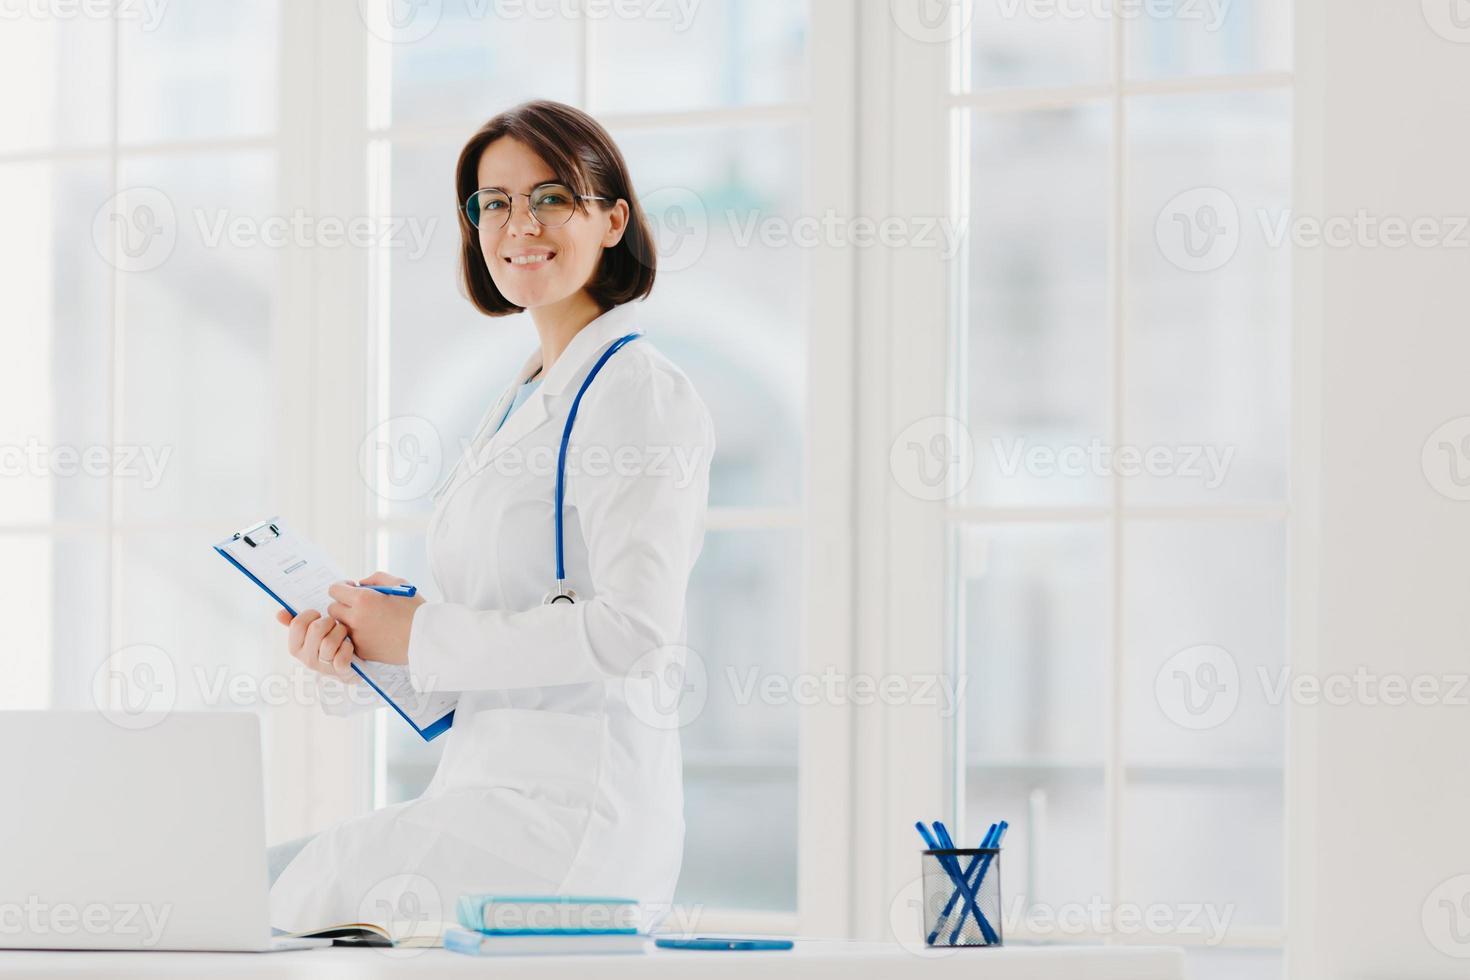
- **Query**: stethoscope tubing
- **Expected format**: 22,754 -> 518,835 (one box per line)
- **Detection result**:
550,331 -> 643,596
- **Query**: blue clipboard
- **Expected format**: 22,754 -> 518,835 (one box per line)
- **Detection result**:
215,518 -> 456,741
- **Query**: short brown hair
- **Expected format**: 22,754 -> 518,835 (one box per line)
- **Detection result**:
455,100 -> 656,316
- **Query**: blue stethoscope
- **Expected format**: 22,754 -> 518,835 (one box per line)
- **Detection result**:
542,331 -> 642,606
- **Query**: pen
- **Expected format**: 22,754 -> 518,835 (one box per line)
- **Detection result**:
923,820 -> 1005,946
916,822 -> 994,944
947,822 -> 1005,945
357,583 -> 418,598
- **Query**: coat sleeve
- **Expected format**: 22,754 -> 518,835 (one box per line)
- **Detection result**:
404,359 -> 714,692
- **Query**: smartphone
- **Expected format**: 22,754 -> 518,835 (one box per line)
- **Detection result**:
654,937 -> 794,951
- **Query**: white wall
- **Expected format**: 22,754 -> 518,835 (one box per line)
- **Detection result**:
1296,1 -> 1470,976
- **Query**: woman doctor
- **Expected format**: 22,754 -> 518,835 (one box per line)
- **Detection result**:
267,100 -> 715,933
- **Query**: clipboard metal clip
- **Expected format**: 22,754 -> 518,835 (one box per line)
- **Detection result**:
238,521 -> 281,548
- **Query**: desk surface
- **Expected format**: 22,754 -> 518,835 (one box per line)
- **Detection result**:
0,940 -> 1183,979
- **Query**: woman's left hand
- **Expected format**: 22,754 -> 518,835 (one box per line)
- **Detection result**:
326,571 -> 426,666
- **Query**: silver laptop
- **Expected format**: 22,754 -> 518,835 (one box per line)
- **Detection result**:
0,710 -> 327,952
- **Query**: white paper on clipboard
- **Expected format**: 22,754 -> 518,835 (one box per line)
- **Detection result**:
215,517 -> 457,741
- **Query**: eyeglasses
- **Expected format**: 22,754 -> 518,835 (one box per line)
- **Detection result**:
464,181 -> 609,229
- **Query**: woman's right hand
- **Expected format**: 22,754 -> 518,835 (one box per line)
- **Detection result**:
275,609 -> 358,681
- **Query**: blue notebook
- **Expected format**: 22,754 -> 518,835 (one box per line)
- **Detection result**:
456,895 -> 640,935
444,927 -> 645,956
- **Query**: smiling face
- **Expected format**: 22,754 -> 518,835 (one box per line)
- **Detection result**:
475,136 -> 629,312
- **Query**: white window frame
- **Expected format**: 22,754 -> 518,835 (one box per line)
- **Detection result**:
15,0 -> 1316,946
1285,2 -> 1323,976
0,4 -> 345,846
850,0 -> 1300,958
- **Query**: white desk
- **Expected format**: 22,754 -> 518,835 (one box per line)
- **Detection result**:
0,940 -> 1183,979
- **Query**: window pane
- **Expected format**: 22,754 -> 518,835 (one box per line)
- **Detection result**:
1126,91 -> 1291,505
0,160 -> 112,525
1126,0 -> 1291,81
376,138 -> 529,518
677,528 -> 800,911
680,764 -> 798,911
961,106 -> 1111,507
959,523 -> 1110,765
1122,520 -> 1285,931
0,15 -> 111,152
1123,520 -> 1286,768
115,529 -> 278,718
964,767 -> 1107,914
112,151 -> 278,523
967,0 -> 1110,91
118,2 -> 278,143
614,123 -> 806,508
959,522 -> 1111,916
590,0 -> 806,114
371,0 -> 578,130
1123,777 -> 1284,931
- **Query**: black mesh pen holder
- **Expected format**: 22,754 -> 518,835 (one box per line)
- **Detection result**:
920,848 -> 1003,947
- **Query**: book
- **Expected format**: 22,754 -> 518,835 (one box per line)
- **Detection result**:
444,926 -> 646,956
456,894 -> 640,935
275,918 -> 453,948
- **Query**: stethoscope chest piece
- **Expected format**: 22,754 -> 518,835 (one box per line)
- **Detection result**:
542,586 -> 578,605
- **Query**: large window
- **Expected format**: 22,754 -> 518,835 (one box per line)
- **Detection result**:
5,0 -> 848,931
8,0 -> 1302,950
1,5 -> 302,836
352,0 -> 823,917
949,2 -> 1292,976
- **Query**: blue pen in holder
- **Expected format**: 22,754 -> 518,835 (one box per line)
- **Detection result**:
920,845 -> 1003,947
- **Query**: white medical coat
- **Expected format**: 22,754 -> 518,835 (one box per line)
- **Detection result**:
269,301 -> 715,932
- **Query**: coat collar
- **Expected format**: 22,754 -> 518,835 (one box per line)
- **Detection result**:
531,300 -> 640,396
430,303 -> 642,503
484,301 -> 640,451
